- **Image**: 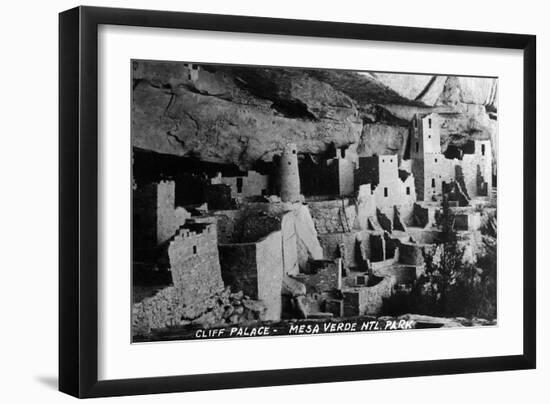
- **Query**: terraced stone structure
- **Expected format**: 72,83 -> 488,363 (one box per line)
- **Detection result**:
409,113 -> 493,202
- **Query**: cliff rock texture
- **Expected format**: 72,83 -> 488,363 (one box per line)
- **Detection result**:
132,61 -> 497,170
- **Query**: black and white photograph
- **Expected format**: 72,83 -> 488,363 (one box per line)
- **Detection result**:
0,0 -> 544,401
131,61 -> 498,342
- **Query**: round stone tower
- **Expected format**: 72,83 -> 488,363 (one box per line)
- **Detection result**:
279,143 -> 301,202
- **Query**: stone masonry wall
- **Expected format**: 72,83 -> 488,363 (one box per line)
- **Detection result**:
410,115 -> 492,202
242,170 -> 270,197
398,242 -> 425,266
356,184 -> 377,231
343,276 -> 395,317
292,204 -> 324,271
356,155 -> 416,220
168,221 -> 224,315
294,259 -> 342,294
419,153 -> 454,201
337,158 -> 355,196
214,204 -> 318,275
281,212 -> 299,275
219,242 -> 258,298
318,232 -> 358,269
413,203 -> 437,228
133,180 -> 190,249
453,212 -> 481,231
461,142 -> 492,198
364,276 -> 395,315
369,233 -> 385,262
356,230 -> 386,264
308,199 -> 356,234
410,114 -> 454,201
210,209 -> 242,243
370,256 -> 398,271
255,231 -> 284,321
211,208 -> 281,243
211,170 -> 269,199
219,230 -> 285,322
156,181 -> 178,244
280,143 -> 301,202
411,158 -> 426,201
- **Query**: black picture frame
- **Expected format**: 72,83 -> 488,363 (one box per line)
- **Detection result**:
59,5 -> 536,398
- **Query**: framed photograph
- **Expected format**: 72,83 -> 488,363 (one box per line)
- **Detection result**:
59,6 -> 536,398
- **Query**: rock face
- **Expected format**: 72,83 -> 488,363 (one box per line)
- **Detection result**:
132,61 -> 497,170
358,124 -> 409,157
373,73 -> 498,108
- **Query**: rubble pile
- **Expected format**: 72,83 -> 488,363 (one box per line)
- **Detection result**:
132,286 -> 266,337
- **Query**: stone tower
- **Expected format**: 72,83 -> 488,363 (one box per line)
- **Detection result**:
410,113 -> 451,201
279,143 -> 301,202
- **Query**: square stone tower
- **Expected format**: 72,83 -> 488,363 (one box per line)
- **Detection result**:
461,139 -> 493,198
410,113 -> 453,201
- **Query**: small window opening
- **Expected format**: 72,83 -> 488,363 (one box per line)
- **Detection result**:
193,245 -> 197,254
435,158 -> 438,163
416,142 -> 419,153
481,144 -> 486,156
236,178 -> 243,193
431,178 -> 436,188
428,118 -> 432,129
406,187 -> 410,195
384,187 -> 388,197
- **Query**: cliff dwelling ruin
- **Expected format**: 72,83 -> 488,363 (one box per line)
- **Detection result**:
131,61 -> 498,341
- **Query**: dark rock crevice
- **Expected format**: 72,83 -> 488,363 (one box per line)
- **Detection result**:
270,98 -> 318,121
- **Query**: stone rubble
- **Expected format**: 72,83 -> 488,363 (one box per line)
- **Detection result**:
132,286 -> 266,337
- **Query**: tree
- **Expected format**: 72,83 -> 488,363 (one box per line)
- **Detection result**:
420,197 -> 496,319
382,198 -> 497,320
474,235 -> 497,318
421,196 -> 467,315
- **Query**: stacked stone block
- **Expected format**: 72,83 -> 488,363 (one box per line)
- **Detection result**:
294,259 -> 342,294
168,221 -> 225,310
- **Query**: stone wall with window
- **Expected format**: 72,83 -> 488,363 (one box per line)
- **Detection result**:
168,220 -> 225,312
